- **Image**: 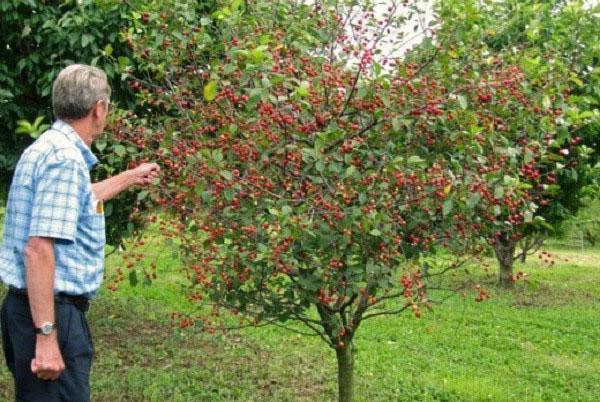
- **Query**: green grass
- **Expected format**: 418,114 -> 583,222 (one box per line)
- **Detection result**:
0,237 -> 599,401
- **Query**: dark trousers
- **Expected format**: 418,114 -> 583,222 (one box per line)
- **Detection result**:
1,291 -> 94,402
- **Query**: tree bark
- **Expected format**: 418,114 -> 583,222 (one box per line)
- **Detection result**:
519,252 -> 527,263
518,237 -> 529,263
494,234 -> 516,287
336,343 -> 354,402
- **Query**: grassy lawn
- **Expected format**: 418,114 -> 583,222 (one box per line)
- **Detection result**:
0,234 -> 598,401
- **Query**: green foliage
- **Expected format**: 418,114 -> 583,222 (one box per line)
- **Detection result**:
0,0 -> 136,243
15,116 -> 50,140
0,0 -> 218,246
118,0 -> 492,343
96,0 -> 218,247
0,0 -> 133,174
408,0 -> 599,284
430,0 -> 599,234
559,197 -> 600,245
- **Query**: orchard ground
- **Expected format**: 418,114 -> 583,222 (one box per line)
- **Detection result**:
0,221 -> 598,401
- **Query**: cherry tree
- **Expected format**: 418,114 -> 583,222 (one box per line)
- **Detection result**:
108,0 -> 563,399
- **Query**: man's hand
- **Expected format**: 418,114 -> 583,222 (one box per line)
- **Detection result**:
92,162 -> 161,201
31,334 -> 65,381
129,162 -> 160,185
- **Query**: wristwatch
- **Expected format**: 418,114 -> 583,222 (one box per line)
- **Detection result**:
35,322 -> 56,336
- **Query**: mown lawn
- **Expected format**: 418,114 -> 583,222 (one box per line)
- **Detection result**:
0,237 -> 598,401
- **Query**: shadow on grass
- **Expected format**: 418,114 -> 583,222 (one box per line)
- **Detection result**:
0,287 -> 333,402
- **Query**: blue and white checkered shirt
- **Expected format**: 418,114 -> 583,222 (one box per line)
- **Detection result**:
0,120 -> 105,298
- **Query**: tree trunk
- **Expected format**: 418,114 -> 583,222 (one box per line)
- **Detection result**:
494,234 -> 516,287
336,343 -> 354,402
519,252 -> 527,263
518,237 -> 529,263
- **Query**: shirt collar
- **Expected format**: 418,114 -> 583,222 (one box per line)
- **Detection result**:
51,120 -> 99,170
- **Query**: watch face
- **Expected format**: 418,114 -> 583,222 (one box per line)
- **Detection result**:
41,323 -> 54,335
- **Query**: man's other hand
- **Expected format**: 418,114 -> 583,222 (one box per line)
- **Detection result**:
31,334 -> 65,381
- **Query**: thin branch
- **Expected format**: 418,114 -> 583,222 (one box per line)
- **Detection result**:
323,118 -> 380,154
362,302 -> 411,320
513,233 -> 546,262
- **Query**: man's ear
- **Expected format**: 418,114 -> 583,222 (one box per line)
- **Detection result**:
92,101 -> 103,119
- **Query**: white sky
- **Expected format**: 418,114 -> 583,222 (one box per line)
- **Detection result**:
360,0 -> 598,65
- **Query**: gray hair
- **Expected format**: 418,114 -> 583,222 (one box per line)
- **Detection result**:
52,64 -> 111,120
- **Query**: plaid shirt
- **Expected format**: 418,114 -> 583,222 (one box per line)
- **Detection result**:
0,120 -> 105,298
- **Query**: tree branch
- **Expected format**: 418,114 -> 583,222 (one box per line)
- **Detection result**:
361,302 -> 411,320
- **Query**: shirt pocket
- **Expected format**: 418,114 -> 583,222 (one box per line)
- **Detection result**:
79,197 -> 106,257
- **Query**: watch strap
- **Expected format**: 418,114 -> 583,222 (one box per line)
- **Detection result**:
34,322 -> 56,335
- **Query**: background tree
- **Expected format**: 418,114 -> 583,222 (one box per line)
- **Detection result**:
410,0 -> 600,285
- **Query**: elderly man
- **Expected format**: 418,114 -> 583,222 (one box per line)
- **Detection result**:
0,64 -> 159,401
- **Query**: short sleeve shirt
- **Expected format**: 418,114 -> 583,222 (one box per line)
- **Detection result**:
0,120 -> 105,298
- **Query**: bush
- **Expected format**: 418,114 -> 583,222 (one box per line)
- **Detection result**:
0,0 -> 216,246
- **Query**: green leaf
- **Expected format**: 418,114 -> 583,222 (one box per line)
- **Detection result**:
223,64 -> 236,74
369,229 -> 382,236
104,43 -> 113,56
15,120 -> 32,135
457,95 -> 468,110
104,202 -> 113,218
137,190 -> 149,201
220,170 -> 233,181
81,34 -> 94,48
316,161 -> 325,173
542,95 -> 551,110
534,216 -> 554,232
569,74 -> 584,87
22,25 -> 32,38
494,186 -> 504,199
95,139 -> 107,152
194,181 -> 205,195
231,0 -> 244,11
442,199 -> 453,217
223,188 -> 234,201
128,270 -> 138,287
297,81 -> 309,97
33,115 -> 45,128
408,155 -> 425,166
203,81 -> 218,101
0,88 -> 14,100
259,34 -> 271,45
467,193 -> 481,209
117,56 -> 130,71
249,47 -> 268,64
345,166 -> 357,178
211,150 -> 223,163
113,145 -> 126,157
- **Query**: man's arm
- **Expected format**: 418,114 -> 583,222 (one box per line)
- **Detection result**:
92,162 -> 160,201
24,236 -> 65,381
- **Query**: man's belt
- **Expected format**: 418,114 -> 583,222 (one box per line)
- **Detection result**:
7,286 -> 90,313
